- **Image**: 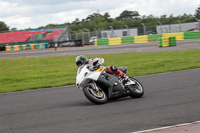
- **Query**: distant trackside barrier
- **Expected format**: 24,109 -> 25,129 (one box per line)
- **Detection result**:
5,43 -> 49,52
95,31 -> 200,46
159,37 -> 176,47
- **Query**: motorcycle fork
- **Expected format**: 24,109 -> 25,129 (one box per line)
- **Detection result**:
92,81 -> 99,92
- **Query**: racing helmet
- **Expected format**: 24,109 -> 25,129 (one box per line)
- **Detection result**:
75,55 -> 88,67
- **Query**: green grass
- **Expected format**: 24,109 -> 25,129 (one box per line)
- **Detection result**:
0,50 -> 200,93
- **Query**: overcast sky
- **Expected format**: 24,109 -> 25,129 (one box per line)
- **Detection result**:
0,0 -> 199,30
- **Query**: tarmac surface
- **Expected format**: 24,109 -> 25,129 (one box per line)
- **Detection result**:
0,40 -> 200,59
0,68 -> 200,133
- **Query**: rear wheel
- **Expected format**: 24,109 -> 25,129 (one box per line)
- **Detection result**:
127,77 -> 144,98
83,84 -> 107,104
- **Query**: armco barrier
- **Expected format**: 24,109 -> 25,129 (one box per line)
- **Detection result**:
162,32 -> 184,41
95,31 -> 200,46
5,43 -> 49,51
10,46 -> 14,51
109,37 -> 122,45
134,35 -> 148,43
35,44 -> 40,49
5,46 -> 10,51
40,43 -> 42,49
26,44 -> 31,50
14,45 -> 19,51
122,36 -> 134,44
95,39 -> 97,46
41,43 -> 49,49
41,44 -> 45,49
96,38 -> 109,46
0,39 -> 52,47
23,45 -> 27,50
30,44 -> 35,50
19,45 -> 23,50
184,32 -> 200,40
148,34 -> 162,42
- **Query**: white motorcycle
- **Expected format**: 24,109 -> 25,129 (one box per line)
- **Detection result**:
76,65 -> 144,104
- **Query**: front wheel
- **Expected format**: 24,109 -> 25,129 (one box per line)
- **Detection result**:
127,77 -> 144,98
83,83 -> 107,104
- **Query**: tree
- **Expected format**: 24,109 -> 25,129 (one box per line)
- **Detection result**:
117,10 -> 140,20
0,21 -> 9,32
35,10 -> 196,34
72,18 -> 80,24
194,5 -> 200,19
104,12 -> 110,18
10,28 -> 17,32
86,13 -> 102,21
103,12 -> 112,22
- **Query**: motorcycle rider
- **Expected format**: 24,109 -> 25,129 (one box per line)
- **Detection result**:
75,55 -> 129,83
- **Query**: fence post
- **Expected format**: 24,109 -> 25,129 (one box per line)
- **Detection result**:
198,21 -> 200,31
94,28 -> 98,38
101,27 -> 105,38
125,25 -> 130,36
80,30 -> 84,45
141,23 -> 146,35
75,31 -> 78,40
68,32 -> 72,40
86,29 -> 90,44
177,20 -> 181,32
109,26 -> 114,38
169,24 -> 172,33
196,19 -> 200,31
158,21 -> 163,34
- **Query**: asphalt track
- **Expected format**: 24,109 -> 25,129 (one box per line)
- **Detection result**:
0,68 -> 200,133
0,40 -> 200,59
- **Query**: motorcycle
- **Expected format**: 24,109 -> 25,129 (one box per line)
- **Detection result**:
76,65 -> 144,104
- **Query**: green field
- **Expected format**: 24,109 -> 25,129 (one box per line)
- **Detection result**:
0,50 -> 200,93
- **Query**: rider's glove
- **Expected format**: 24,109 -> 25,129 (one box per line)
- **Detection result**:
93,64 -> 101,70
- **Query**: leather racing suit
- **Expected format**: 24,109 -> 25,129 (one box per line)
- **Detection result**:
86,57 -> 128,79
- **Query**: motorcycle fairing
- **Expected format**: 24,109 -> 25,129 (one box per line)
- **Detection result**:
76,65 -> 101,90
97,72 -> 127,99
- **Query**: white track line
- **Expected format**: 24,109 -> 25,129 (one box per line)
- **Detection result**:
131,121 -> 200,133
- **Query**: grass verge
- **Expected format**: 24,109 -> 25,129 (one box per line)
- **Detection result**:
0,50 -> 200,93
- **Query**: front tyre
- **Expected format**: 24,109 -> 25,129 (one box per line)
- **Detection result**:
83,84 -> 107,104
127,77 -> 144,98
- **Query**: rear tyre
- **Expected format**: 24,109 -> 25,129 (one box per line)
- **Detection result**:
128,77 -> 144,98
83,84 -> 107,104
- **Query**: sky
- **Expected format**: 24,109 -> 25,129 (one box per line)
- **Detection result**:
0,0 -> 199,30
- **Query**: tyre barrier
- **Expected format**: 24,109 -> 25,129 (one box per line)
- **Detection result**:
159,37 -> 176,47
5,43 -> 49,52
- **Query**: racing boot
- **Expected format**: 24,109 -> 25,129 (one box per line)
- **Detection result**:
122,74 -> 130,85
